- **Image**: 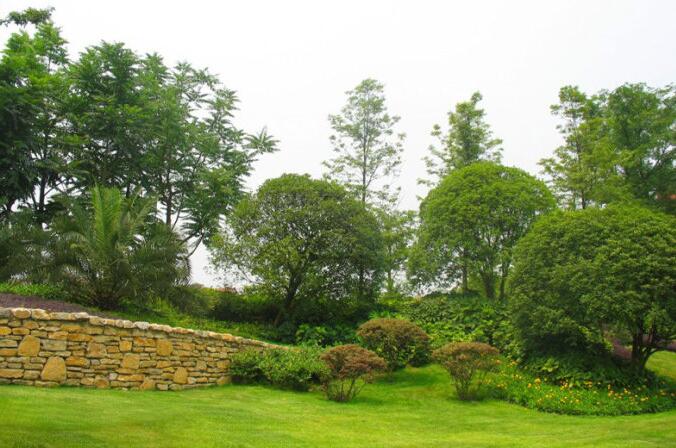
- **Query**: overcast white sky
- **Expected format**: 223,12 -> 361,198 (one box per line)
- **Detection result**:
3,0 -> 675,285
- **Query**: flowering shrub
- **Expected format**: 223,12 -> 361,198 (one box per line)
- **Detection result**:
433,342 -> 501,400
488,362 -> 676,415
357,318 -> 430,370
321,344 -> 387,402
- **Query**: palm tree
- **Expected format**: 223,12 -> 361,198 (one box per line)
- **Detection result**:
50,186 -> 189,309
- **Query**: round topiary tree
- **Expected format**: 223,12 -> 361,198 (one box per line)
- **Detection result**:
321,344 -> 386,402
356,318 -> 430,371
509,204 -> 676,373
433,342 -> 500,400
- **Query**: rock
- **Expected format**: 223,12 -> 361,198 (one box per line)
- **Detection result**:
0,339 -> 18,348
156,339 -> 173,356
94,377 -> 109,389
18,335 -> 40,357
173,367 -> 188,384
65,356 -> 89,367
140,378 -> 156,390
11,309 -> 31,319
31,309 -> 51,320
87,342 -> 107,358
121,354 -> 140,369
40,357 -> 66,382
42,339 -> 67,351
119,340 -> 132,352
0,368 -> 23,379
0,327 -> 12,336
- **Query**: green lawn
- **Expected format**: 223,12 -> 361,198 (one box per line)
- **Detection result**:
1,364 -> 675,448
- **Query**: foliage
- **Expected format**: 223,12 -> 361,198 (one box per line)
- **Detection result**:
229,347 -> 329,391
377,208 -> 416,294
410,162 -> 555,299
210,174 -> 384,326
422,92 -> 502,186
433,342 -> 500,400
509,204 -> 676,371
540,83 -> 675,213
0,282 -> 70,302
357,318 -> 430,370
404,293 -> 512,350
295,324 -> 356,347
321,344 -> 387,402
489,362 -> 676,416
323,78 -> 404,207
47,186 -> 189,309
211,288 -> 278,323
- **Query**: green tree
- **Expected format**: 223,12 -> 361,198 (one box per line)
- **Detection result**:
509,205 -> 675,371
0,8 -> 69,220
48,186 -> 189,309
411,162 -> 555,299
422,92 -> 502,186
605,83 -> 674,213
377,208 -> 416,294
540,86 -> 625,209
210,174 -> 384,326
323,79 -> 405,207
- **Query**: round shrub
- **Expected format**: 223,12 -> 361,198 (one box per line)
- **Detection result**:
321,344 -> 386,402
356,318 -> 430,371
433,342 -> 500,400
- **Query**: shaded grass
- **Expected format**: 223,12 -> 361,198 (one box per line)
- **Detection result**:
1,365 -> 675,448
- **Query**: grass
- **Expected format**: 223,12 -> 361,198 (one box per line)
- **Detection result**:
1,364 -> 675,448
647,351 -> 676,381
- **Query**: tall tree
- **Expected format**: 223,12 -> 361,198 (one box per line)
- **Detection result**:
410,162 -> 555,299
323,79 -> 405,207
605,83 -> 675,213
422,92 -> 502,186
0,8 -> 69,221
540,86 -> 625,210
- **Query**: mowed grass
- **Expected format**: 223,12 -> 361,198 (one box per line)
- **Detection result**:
1,360 -> 675,448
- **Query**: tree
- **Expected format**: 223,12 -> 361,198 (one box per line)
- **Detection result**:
509,205 -> 676,371
210,174 -> 384,326
48,186 -> 189,309
377,209 -> 416,294
540,83 -> 674,213
323,79 -> 405,207
422,92 -> 502,186
540,86 -> 625,210
410,162 -> 555,299
0,8 -> 69,221
605,83 -> 675,213
64,44 -> 276,253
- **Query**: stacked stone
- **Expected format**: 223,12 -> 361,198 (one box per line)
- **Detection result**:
0,308 -> 275,390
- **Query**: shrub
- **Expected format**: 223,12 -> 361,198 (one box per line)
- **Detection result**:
405,293 -> 512,351
228,347 -> 328,391
211,289 -> 278,323
259,347 -> 329,391
433,342 -> 501,400
295,324 -> 356,347
357,318 -> 430,371
229,349 -> 266,384
321,344 -> 387,402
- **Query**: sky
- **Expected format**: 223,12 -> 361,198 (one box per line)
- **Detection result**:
2,0 -> 675,286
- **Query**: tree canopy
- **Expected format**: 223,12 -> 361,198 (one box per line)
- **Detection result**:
410,162 -> 555,299
210,174 -> 384,325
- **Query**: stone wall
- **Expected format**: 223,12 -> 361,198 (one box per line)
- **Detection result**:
0,307 -> 276,390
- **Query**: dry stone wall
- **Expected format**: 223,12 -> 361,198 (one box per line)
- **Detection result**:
0,307 -> 276,390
